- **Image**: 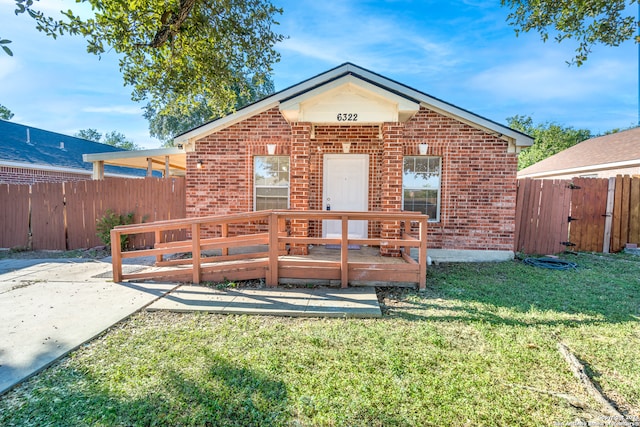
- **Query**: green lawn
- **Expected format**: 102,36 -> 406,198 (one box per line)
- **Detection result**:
1,252 -> 639,426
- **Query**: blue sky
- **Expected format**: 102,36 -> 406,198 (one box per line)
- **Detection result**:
0,0 -> 637,149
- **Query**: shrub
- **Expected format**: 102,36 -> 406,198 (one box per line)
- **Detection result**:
96,209 -> 135,252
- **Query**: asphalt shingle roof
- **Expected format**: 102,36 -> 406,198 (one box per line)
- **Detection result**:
518,127 -> 640,177
0,119 -> 146,177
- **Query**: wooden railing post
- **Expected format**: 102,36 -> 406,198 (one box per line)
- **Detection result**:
341,215 -> 349,288
110,228 -> 122,282
419,216 -> 428,290
192,223 -> 201,284
221,223 -> 228,256
278,216 -> 287,253
268,212 -> 279,287
403,220 -> 411,255
154,229 -> 163,264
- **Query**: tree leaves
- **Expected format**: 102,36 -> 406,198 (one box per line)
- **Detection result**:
0,39 -> 13,56
508,115 -> 593,170
501,0 -> 638,65
0,104 -> 15,120
11,0 -> 284,127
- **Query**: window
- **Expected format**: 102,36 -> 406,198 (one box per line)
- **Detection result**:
403,156 -> 441,221
254,156 -> 289,210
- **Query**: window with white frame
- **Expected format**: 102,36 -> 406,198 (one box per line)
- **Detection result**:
254,156 -> 290,210
403,156 -> 441,221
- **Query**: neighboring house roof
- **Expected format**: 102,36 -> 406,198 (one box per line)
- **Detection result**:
174,62 -> 533,151
0,119 -> 147,177
518,127 -> 640,178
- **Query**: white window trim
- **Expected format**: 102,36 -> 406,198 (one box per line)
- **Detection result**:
253,156 -> 290,211
402,156 -> 441,222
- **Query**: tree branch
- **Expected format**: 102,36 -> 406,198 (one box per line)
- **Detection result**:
557,342 -> 629,420
148,0 -> 198,48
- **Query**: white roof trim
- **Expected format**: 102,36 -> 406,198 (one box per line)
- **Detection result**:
173,63 -> 534,149
279,75 -> 420,123
518,159 -> 640,179
0,160 -> 139,178
83,147 -> 184,162
83,147 -> 186,175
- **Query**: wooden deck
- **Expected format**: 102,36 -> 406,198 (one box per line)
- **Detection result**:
110,210 -> 427,289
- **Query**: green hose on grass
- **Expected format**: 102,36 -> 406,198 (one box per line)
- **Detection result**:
523,257 -> 578,270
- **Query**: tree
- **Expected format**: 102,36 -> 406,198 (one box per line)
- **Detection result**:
146,74 -> 276,146
75,128 -> 139,150
11,0 -> 284,119
508,115 -> 593,170
75,128 -> 102,142
0,104 -> 14,120
500,0 -> 639,65
103,131 -> 139,150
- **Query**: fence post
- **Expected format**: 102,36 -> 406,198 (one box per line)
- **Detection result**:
603,177 -> 616,253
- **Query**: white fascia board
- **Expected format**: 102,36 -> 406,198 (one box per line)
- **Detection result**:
1,160 -> 93,175
172,64 -> 374,147
518,159 -> 640,179
172,62 -> 533,149
173,101 -> 279,150
82,147 -> 185,162
279,75 -> 419,116
345,66 -> 534,148
0,160 -> 138,178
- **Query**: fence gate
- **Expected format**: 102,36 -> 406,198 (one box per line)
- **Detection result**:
516,176 -> 640,255
567,177 -> 609,252
514,178 -> 571,254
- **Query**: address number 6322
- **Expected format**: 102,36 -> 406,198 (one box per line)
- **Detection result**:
336,113 -> 358,122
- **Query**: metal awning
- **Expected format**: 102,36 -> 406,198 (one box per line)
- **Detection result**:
83,147 -> 186,179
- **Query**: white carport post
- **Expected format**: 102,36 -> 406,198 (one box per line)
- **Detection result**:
146,157 -> 153,177
92,160 -> 105,180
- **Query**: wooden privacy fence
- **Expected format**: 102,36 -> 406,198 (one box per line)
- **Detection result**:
110,210 -> 428,289
515,176 -> 640,254
0,177 -> 186,250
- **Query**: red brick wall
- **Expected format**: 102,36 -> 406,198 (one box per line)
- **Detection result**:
403,108 -> 518,251
0,166 -> 91,185
186,106 -> 518,251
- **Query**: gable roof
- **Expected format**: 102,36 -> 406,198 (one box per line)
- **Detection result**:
0,119 -> 147,177
174,62 -> 533,151
518,127 -> 640,178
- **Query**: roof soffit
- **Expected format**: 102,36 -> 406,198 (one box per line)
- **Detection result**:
279,76 -> 420,124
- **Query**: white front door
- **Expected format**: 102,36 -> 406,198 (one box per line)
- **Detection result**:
322,154 -> 369,238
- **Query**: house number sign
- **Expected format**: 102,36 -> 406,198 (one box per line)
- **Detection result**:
336,113 -> 358,122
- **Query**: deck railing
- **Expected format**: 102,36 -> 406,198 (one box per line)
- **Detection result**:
110,210 -> 427,289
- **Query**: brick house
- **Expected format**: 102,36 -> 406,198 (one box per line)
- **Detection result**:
174,63 -> 533,261
0,119 -> 145,184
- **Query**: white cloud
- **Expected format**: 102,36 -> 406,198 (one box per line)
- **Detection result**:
276,0 -> 459,78
83,106 -> 144,115
468,51 -> 635,103
0,56 -> 19,80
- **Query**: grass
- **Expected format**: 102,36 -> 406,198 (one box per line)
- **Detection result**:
1,252 -> 639,426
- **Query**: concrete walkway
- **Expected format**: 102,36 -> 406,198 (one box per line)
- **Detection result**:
0,258 -> 176,395
148,285 -> 381,318
0,257 -> 381,396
